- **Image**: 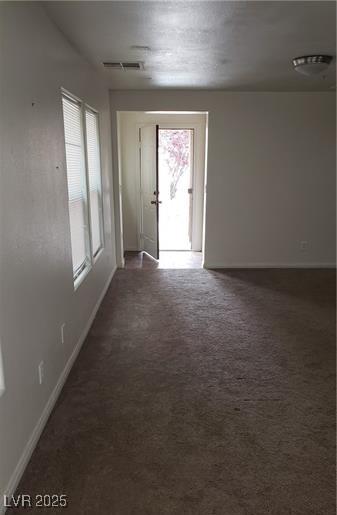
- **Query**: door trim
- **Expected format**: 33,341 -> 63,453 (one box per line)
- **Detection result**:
118,113 -> 207,257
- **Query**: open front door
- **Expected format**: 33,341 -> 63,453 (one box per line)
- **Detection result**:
140,125 -> 159,259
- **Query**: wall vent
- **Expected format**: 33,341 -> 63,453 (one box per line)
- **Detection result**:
102,62 -> 144,71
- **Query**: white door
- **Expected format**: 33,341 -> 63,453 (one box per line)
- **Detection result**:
140,125 -> 159,259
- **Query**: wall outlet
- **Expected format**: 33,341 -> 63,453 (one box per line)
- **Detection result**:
60,323 -> 66,344
38,361 -> 44,385
300,240 -> 308,251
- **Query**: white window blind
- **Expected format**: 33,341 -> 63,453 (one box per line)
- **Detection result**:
62,95 -> 90,279
85,108 -> 103,256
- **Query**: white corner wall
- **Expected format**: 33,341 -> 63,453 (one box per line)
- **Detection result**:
0,3 -> 116,508
110,90 -> 336,268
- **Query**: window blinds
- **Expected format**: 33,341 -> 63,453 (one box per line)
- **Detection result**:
62,95 -> 89,277
85,108 -> 103,256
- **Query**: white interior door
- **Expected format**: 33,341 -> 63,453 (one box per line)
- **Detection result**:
140,125 -> 159,259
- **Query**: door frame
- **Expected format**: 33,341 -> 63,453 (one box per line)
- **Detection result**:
136,120 -> 205,252
157,126 -> 195,252
115,111 -> 208,268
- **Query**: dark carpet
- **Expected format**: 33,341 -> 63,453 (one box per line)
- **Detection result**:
13,269 -> 335,514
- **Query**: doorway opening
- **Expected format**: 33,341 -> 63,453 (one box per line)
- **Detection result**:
158,128 -> 193,251
116,111 -> 208,269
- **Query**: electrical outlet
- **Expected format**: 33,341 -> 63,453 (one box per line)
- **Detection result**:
38,361 -> 44,385
60,323 -> 65,344
300,240 -> 308,251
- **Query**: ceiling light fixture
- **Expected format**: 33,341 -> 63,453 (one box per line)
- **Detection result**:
292,55 -> 333,76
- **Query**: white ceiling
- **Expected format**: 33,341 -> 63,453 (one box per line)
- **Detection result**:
45,1 -> 336,91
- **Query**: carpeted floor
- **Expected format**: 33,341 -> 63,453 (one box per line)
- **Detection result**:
13,269 -> 335,514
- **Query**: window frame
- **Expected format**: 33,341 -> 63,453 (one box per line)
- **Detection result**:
61,88 -> 105,289
84,104 -> 105,261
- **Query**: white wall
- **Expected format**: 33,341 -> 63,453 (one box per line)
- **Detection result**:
118,112 -> 206,252
110,90 -> 336,267
0,3 -> 116,507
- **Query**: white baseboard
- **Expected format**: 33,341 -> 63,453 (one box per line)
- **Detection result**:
1,266 -> 116,515
203,262 -> 336,269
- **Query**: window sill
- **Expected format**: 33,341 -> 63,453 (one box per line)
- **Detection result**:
74,263 -> 91,291
93,246 -> 104,265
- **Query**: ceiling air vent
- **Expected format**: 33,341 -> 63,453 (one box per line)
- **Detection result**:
102,61 -> 144,71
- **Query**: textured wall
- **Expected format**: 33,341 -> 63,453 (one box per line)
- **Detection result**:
110,90 -> 336,267
0,2 -> 116,501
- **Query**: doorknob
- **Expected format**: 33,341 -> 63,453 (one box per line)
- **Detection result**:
151,200 -> 162,205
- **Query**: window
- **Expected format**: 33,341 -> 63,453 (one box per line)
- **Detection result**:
85,108 -> 104,256
62,94 -> 90,281
62,91 -> 104,285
